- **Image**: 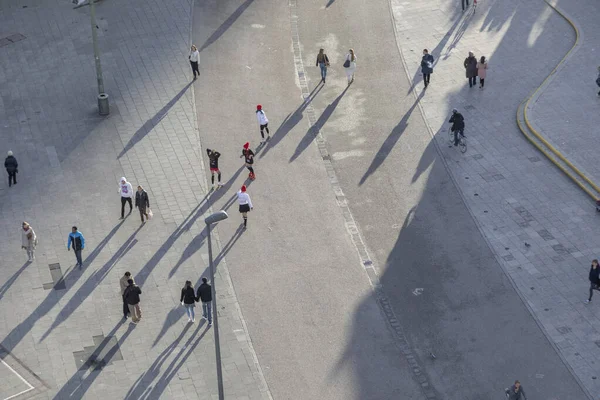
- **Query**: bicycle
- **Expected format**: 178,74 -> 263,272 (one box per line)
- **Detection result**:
448,126 -> 467,153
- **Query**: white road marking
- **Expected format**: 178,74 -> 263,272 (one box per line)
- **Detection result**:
1,358 -> 35,400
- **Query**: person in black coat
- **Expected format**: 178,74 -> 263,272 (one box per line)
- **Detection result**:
124,279 -> 142,323
135,185 -> 150,223
196,277 -> 213,325
421,49 -> 434,88
586,259 -> 600,303
180,280 -> 196,322
4,150 -> 18,187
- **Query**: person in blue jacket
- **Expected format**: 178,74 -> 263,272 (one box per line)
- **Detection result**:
67,226 -> 85,268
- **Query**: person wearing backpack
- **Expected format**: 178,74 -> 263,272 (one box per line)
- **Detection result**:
421,49 -> 434,88
67,226 -> 85,268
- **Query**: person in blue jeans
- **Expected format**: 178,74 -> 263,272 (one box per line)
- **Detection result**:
196,277 -> 213,326
315,48 -> 330,83
67,226 -> 85,268
180,280 -> 196,322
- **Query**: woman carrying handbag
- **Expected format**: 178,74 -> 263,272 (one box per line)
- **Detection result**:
343,49 -> 357,85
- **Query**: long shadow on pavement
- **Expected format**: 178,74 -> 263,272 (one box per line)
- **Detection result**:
199,0 -> 255,52
40,224 -> 143,341
0,262 -> 30,301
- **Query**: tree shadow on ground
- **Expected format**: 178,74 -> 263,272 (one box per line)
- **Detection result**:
199,0 -> 255,52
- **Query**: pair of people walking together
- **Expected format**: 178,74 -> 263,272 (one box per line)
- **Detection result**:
119,177 -> 151,222
464,52 -> 488,88
180,278 -> 213,325
315,48 -> 357,85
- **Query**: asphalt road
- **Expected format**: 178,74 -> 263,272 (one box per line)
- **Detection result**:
193,0 -> 588,398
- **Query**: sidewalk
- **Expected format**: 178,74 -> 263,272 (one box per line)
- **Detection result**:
391,0 -> 600,396
0,0 -> 269,399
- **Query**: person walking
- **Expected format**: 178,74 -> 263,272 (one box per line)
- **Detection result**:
207,149 -> 223,189
21,222 -> 37,262
118,177 -> 134,219
124,279 -> 142,324
477,56 -> 488,88
4,150 -> 18,187
449,108 -> 466,147
596,66 -> 600,96
505,380 -> 527,400
316,48 -> 330,83
585,259 -> 600,303
189,45 -> 200,80
135,185 -> 150,223
421,49 -> 434,88
241,142 -> 256,180
196,277 -> 212,326
180,280 -> 196,322
343,49 -> 357,85
256,105 -> 270,143
120,272 -> 133,318
461,0 -> 470,11
464,51 -> 478,88
67,226 -> 85,268
237,185 -> 253,228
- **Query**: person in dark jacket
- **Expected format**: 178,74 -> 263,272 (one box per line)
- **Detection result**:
67,226 -> 85,268
463,51 -> 478,87
180,280 -> 196,322
124,279 -> 142,323
135,185 -> 150,223
421,49 -> 434,88
449,108 -> 465,146
586,259 -> 600,303
4,150 -> 18,187
505,380 -> 527,400
196,277 -> 213,326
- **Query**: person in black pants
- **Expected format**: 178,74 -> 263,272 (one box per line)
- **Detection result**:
120,272 -> 133,318
461,0 -> 470,11
586,259 -> 600,303
421,49 -> 434,88
4,150 -> 18,187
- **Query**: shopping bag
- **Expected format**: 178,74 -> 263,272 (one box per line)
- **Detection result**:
147,209 -> 153,220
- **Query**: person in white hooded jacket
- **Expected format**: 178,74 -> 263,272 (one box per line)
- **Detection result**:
256,105 -> 269,143
118,177 -> 134,219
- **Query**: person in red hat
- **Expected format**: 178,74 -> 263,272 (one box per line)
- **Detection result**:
240,142 -> 255,180
237,185 -> 253,228
256,105 -> 269,143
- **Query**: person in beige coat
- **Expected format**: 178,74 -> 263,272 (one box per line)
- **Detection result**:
21,222 -> 37,262
120,272 -> 133,319
477,56 -> 488,89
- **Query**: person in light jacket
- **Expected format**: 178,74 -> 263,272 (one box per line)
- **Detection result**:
316,48 -> 330,83
344,49 -> 357,85
118,177 -> 134,219
180,280 -> 196,323
189,45 -> 200,80
237,185 -> 253,228
4,150 -> 18,187
21,221 -> 37,262
256,105 -> 270,143
421,49 -> 434,88
120,272 -> 133,318
477,56 -> 487,88
464,51 -> 478,88
135,185 -> 150,223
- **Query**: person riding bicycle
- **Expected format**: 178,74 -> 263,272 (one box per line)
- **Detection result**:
449,108 -> 465,146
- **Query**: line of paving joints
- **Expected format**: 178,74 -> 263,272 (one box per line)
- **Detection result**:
289,0 -> 438,398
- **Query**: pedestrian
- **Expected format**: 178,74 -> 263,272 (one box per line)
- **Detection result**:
461,0 -> 470,11
464,51 -> 478,88
421,49 -> 434,88
118,177 -> 134,219
4,150 -> 18,187
241,142 -> 256,180
505,380 -> 527,400
596,66 -> 600,96
67,226 -> 85,268
120,272 -> 133,318
316,48 -> 330,83
206,149 -> 222,189
196,277 -> 212,326
237,185 -> 253,228
135,185 -> 150,223
586,259 -> 600,303
189,45 -> 200,80
477,56 -> 488,89
21,221 -> 37,262
180,280 -> 196,322
343,49 -> 357,85
256,105 -> 270,143
124,279 -> 142,324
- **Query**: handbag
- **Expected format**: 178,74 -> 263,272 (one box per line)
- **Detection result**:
147,208 -> 153,220
343,59 -> 350,68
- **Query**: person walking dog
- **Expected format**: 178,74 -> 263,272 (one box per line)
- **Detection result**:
67,226 -> 85,268
189,45 -> 200,80
343,49 -> 357,85
124,279 -> 142,324
181,280 -> 196,322
316,48 -> 330,83
256,105 -> 270,143
120,272 -> 133,318
421,49 -> 434,88
237,185 -> 253,228
464,51 -> 478,88
135,185 -> 150,223
118,177 -> 134,219
21,222 -> 37,262
477,56 -> 488,88
586,259 -> 600,303
196,277 -> 212,326
5,151 -> 18,187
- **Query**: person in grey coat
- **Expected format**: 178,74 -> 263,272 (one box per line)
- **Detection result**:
505,380 -> 527,400
135,185 -> 150,223
421,49 -> 434,88
464,51 -> 478,88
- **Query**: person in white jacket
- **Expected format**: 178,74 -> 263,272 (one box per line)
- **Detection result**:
189,45 -> 200,80
256,105 -> 269,143
119,177 -> 134,219
237,185 -> 253,228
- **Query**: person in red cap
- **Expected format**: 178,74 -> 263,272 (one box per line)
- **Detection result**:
237,185 -> 253,228
256,105 -> 269,143
240,142 -> 255,180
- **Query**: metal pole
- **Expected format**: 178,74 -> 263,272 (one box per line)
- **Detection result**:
89,0 -> 109,115
206,225 -> 225,400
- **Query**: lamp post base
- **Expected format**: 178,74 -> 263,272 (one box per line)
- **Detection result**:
98,93 -> 109,116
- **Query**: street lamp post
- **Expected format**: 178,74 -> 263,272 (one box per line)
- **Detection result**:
89,0 -> 109,115
205,210 -> 228,400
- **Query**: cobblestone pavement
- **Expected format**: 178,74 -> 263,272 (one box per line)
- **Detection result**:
0,0 -> 269,399
390,0 -> 600,396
